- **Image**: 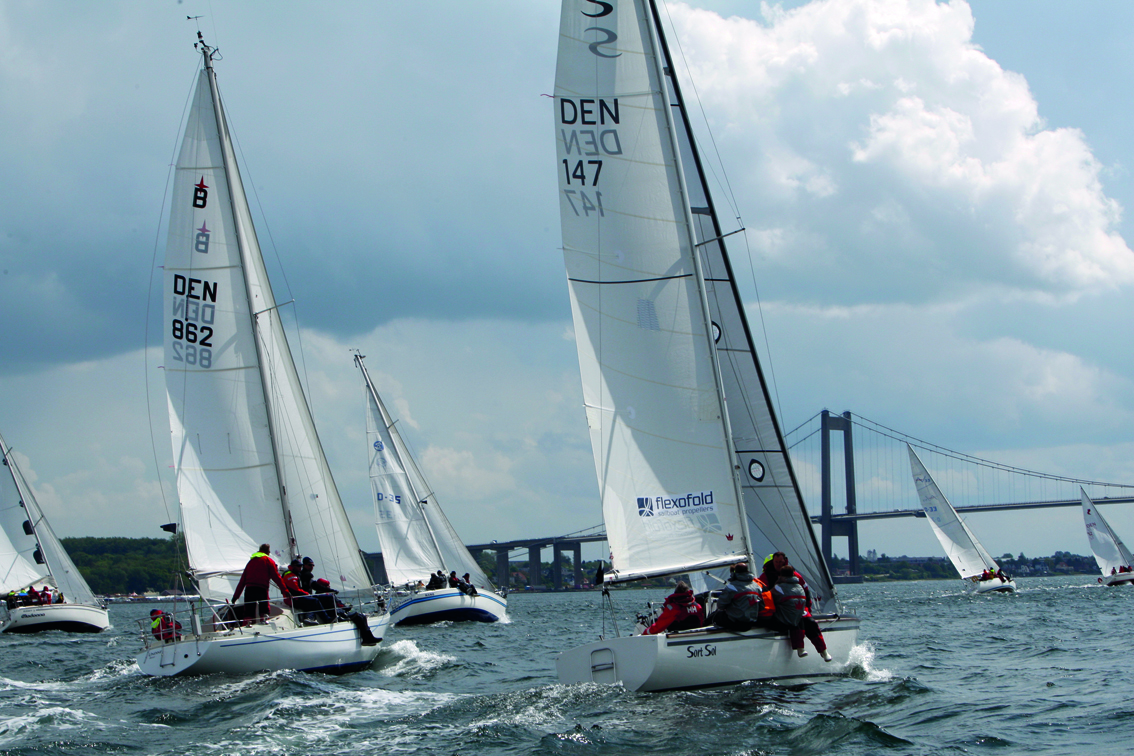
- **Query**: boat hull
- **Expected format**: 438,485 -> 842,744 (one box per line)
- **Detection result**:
1102,574 -> 1134,586
974,579 -> 1017,594
1,603 -> 110,633
391,589 -> 507,625
557,615 -> 860,692
136,613 -> 390,676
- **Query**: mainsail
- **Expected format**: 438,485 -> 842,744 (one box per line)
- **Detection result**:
0,433 -> 99,605
554,0 -> 832,605
163,50 -> 369,602
1082,489 -> 1134,576
356,354 -> 491,590
908,445 -> 998,579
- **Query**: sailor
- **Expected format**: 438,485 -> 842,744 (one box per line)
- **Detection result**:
425,570 -> 445,590
644,581 -> 704,635
760,551 -> 830,659
150,608 -> 182,642
710,562 -> 768,631
282,559 -> 320,625
299,556 -> 316,592
448,571 -> 461,588
460,573 -> 479,597
772,564 -> 832,661
38,586 -> 51,605
232,543 -> 286,624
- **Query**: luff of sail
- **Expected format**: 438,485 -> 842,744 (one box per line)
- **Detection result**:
164,51 -> 369,602
908,445 -> 998,579
646,0 -> 836,610
356,355 -> 491,590
555,0 -> 751,582
1082,488 -> 1134,576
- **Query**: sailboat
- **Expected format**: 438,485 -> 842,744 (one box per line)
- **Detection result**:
552,0 -> 859,691
355,353 -> 507,624
1081,489 -> 1134,586
136,34 -> 388,676
0,432 -> 110,633
908,446 -> 1016,594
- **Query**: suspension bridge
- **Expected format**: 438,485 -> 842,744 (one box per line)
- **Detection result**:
368,410 -> 1134,589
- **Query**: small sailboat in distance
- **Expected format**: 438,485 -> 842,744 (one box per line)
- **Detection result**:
0,431 -> 110,633
136,33 -> 388,676
908,445 -> 1016,594
355,353 -> 507,624
1081,488 -> 1134,586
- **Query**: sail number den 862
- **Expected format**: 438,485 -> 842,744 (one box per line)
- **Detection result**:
170,273 -> 216,369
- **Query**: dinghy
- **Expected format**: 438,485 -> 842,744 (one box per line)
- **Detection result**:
355,353 -> 507,624
551,0 -> 859,692
136,34 -> 387,676
1082,489 -> 1134,586
908,445 -> 1016,594
0,431 -> 110,633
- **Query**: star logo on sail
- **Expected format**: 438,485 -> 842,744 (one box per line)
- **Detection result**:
193,176 -> 209,208
194,221 -> 211,254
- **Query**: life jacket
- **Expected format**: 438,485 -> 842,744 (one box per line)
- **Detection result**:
151,613 -> 179,641
773,577 -> 808,626
282,570 -> 306,597
722,574 -> 773,622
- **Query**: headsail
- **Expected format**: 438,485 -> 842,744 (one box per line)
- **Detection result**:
356,355 -> 491,590
1082,488 -> 1134,576
0,434 -> 99,604
554,0 -> 752,583
908,445 -> 998,579
647,0 -> 836,609
163,46 -> 369,601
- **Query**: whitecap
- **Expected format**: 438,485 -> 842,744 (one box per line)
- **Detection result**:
848,642 -> 893,683
376,639 -> 456,678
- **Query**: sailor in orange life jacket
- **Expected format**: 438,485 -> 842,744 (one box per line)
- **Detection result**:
710,562 -> 772,632
644,581 -> 705,635
282,559 -> 323,625
150,608 -> 182,642
760,552 -> 831,660
232,544 -> 287,623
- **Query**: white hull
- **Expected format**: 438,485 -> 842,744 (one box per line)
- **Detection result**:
136,612 -> 390,676
973,578 -> 1017,594
391,589 -> 507,625
1102,574 -> 1134,586
557,616 -> 860,692
0,603 -> 110,633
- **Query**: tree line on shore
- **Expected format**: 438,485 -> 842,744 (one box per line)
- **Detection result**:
59,537 -> 1102,595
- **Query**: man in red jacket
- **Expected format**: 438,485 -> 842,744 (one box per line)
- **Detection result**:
232,543 -> 286,623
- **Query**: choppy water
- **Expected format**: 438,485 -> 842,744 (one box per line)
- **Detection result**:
0,576 -> 1130,755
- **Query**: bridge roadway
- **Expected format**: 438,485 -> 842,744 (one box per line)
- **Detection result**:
365,496 -> 1134,590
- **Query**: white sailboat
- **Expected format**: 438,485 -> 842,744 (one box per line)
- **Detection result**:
0,432 -> 110,633
908,445 -> 1016,594
552,0 -> 859,692
355,353 -> 507,624
1082,489 -> 1134,586
136,34 -> 388,676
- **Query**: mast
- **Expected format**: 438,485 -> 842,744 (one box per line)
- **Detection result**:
196,34 -> 298,560
642,0 -> 754,567
355,353 -> 448,570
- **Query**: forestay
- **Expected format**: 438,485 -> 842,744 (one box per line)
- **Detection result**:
164,63 -> 369,602
1082,489 -> 1134,576
357,355 -> 490,590
0,434 -> 99,605
908,445 -> 997,579
555,0 -> 751,582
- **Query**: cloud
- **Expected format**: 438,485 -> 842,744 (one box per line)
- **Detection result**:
665,0 -> 1134,303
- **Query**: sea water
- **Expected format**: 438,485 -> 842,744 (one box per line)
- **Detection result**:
0,575 -> 1129,755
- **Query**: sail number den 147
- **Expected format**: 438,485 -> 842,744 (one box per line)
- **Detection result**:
170,273 -> 216,369
559,97 -> 621,218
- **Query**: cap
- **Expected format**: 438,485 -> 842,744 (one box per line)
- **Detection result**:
150,608 -> 162,616
301,556 -> 314,565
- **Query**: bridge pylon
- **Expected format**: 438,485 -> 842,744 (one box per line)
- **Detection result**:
820,410 -> 861,581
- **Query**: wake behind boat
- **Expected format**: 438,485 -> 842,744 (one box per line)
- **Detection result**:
1082,489 -> 1134,586
355,354 -> 506,625
0,431 -> 110,633
908,446 -> 1017,594
137,34 -> 387,676
551,0 -> 858,692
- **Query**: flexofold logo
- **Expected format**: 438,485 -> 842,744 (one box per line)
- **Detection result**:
637,491 -> 715,517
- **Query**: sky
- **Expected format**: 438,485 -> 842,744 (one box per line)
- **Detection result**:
1,0 -> 1133,568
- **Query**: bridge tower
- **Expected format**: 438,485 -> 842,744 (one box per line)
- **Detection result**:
820,410 -> 861,580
